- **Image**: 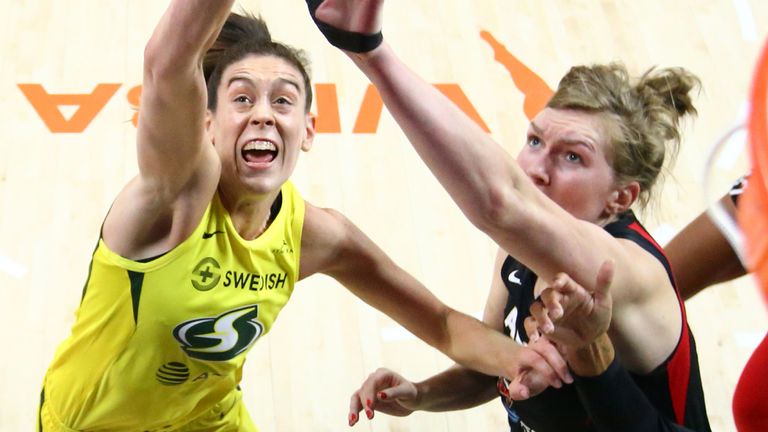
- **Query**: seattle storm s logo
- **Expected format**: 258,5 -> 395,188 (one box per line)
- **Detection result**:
173,305 -> 265,361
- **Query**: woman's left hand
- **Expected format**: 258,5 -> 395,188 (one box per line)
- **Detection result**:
525,260 -> 615,353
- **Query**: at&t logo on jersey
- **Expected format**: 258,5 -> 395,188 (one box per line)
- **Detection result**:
173,305 -> 264,361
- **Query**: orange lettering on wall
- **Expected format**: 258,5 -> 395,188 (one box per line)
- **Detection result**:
479,31 -> 552,121
353,84 -> 384,134
313,83 -> 341,133
353,84 -> 490,134
18,83 -> 122,133
434,84 -> 490,132
126,85 -> 142,127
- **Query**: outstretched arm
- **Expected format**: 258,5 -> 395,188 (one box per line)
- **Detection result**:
299,205 -> 572,411
103,0 -> 229,259
346,365 -> 500,426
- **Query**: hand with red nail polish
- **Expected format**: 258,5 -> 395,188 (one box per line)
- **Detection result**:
348,367 -> 419,425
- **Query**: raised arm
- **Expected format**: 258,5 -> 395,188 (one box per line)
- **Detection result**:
307,1 -> 649,288
103,0 -> 230,258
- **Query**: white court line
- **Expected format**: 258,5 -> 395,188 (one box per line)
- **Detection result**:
731,0 -> 758,42
0,254 -> 27,279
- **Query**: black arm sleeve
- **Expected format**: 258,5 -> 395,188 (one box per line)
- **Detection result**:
573,358 -> 699,432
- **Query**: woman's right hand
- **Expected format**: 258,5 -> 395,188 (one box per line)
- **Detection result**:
348,367 -> 419,426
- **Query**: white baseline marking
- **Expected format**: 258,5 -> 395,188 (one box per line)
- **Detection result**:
0,254 -> 27,279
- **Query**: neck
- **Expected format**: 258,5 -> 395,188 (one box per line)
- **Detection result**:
218,188 -> 279,240
597,210 -> 623,227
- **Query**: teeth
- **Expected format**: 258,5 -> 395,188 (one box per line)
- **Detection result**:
243,140 -> 276,151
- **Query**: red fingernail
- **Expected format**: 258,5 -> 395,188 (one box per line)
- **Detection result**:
348,413 -> 356,425
366,409 -> 373,419
378,391 -> 388,400
366,399 -> 372,407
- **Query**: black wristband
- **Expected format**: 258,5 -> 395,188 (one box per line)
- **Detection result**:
306,0 -> 384,53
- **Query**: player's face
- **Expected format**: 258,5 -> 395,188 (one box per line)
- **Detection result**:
209,55 -> 314,197
517,108 -> 628,223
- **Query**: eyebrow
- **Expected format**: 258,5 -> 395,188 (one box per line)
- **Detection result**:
561,139 -> 596,153
227,76 -> 302,94
528,121 -> 597,153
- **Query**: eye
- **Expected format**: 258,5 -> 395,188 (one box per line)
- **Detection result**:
528,136 -> 542,147
565,152 -> 582,163
234,95 -> 251,104
273,96 -> 292,105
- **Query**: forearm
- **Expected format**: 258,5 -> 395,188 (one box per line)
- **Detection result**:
566,333 -> 615,377
320,210 -> 523,380
413,364 -> 499,412
145,0 -> 234,75
349,44 -> 524,230
569,334 -> 698,431
665,195 -> 746,300
137,0 -> 233,188
440,308 -> 526,380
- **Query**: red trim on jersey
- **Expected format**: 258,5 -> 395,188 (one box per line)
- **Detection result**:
627,221 -> 686,305
628,221 -> 691,424
666,321 -> 691,424
627,221 -> 663,253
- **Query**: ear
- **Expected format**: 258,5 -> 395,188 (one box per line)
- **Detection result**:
205,109 -> 215,145
605,181 -> 640,215
301,113 -> 316,152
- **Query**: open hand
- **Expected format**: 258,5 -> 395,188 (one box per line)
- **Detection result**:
505,336 -> 573,401
348,368 -> 418,426
525,260 -> 615,353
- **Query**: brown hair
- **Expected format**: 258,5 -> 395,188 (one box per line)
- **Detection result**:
547,63 -> 700,207
203,13 -> 313,112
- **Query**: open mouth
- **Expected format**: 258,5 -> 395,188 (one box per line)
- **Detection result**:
242,139 -> 278,165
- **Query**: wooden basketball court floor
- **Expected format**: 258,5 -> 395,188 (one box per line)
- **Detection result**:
2,0 -> 767,430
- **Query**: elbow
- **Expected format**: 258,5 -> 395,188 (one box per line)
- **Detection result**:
143,43 -> 177,83
143,36 -> 167,76
143,37 -> 195,84
468,183 -> 520,235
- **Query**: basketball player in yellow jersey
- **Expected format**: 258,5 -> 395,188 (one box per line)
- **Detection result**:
38,1 -> 572,431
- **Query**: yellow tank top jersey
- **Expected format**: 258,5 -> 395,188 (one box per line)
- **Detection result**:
42,181 -> 304,431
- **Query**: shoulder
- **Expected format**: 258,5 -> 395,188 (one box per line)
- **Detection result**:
299,202 -> 387,281
599,213 -> 675,305
302,202 -> 348,245
299,202 -> 352,279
